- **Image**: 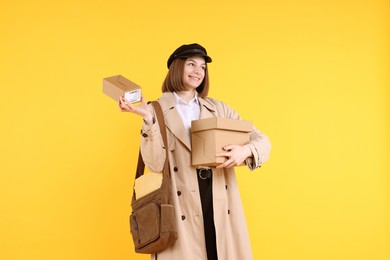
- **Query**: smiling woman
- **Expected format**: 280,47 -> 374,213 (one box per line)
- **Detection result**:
118,43 -> 271,260
161,44 -> 211,99
1,0 -> 389,259
182,57 -> 206,90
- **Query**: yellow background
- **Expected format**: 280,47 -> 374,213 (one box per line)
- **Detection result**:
1,0 -> 389,259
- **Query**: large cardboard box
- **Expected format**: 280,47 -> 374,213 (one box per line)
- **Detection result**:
191,117 -> 252,167
103,75 -> 141,103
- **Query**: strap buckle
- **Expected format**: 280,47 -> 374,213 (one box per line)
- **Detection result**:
198,168 -> 212,180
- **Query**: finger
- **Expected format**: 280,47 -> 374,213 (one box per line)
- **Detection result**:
121,101 -> 130,109
216,158 -> 232,169
124,99 -> 136,110
216,163 -> 226,169
216,152 -> 229,157
119,102 -> 133,112
120,96 -> 127,104
119,97 -> 129,107
140,95 -> 148,104
216,162 -> 233,169
119,102 -> 126,109
225,161 -> 238,168
223,145 -> 237,151
118,97 -> 124,107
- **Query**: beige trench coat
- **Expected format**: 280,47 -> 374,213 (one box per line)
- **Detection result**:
140,92 -> 271,260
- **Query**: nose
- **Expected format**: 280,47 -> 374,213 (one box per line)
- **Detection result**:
194,65 -> 203,74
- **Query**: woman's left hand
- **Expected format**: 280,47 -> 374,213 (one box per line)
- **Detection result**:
215,145 -> 252,169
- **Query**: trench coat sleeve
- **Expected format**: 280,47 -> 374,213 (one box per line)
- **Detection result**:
139,104 -> 166,173
245,126 -> 271,170
207,98 -> 271,170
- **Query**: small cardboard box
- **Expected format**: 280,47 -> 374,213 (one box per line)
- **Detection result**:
103,75 -> 141,103
191,117 -> 252,167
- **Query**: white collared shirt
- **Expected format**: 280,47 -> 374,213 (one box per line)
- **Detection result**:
173,92 -> 200,137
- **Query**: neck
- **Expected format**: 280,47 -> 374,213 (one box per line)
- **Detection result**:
176,90 -> 196,103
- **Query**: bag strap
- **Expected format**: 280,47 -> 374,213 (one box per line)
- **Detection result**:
151,101 -> 170,178
133,101 -> 170,200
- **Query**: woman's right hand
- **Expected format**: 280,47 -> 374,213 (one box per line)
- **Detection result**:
118,95 -> 154,124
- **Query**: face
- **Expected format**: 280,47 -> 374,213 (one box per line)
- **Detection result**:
182,56 -> 206,91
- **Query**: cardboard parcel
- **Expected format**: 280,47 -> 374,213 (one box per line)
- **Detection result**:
103,75 -> 142,103
191,117 -> 252,167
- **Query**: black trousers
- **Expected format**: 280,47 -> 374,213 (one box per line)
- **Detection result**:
197,169 -> 218,260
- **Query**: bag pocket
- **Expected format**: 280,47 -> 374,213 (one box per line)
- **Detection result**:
130,202 -> 160,248
160,204 -> 177,235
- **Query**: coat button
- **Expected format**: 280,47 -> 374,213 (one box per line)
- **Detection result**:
174,167 -> 178,172
181,215 -> 185,220
177,191 -> 182,196
142,133 -> 148,137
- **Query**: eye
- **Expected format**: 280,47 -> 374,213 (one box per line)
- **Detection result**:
201,66 -> 206,70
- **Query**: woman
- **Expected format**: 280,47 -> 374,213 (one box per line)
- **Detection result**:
119,43 -> 271,260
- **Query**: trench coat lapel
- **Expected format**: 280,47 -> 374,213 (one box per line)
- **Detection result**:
158,92 -> 192,151
198,97 -> 216,119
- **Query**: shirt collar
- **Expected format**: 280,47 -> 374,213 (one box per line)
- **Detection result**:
173,92 -> 199,105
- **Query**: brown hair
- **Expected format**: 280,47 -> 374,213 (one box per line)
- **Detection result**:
161,58 -> 210,98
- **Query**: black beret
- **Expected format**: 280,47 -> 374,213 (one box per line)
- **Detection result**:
167,43 -> 212,68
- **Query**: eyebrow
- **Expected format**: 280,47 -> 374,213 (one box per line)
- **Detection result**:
187,59 -> 206,66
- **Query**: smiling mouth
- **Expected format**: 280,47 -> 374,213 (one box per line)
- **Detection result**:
189,75 -> 201,81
